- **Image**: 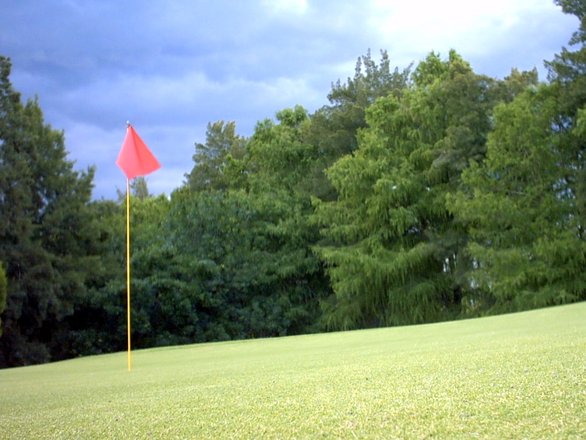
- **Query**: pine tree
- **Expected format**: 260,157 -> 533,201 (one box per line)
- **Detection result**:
0,263 -> 6,336
448,1 -> 586,312
314,52 -> 503,329
186,121 -> 247,192
0,56 -> 97,366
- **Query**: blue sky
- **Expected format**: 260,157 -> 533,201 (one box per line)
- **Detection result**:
0,0 -> 578,199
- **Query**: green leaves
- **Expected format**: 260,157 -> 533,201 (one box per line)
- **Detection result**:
0,57 -> 99,366
0,263 -> 6,336
450,76 -> 586,311
313,51 -> 501,329
186,120 -> 247,192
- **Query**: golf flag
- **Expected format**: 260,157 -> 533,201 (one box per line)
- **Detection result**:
116,123 -> 160,371
116,124 -> 161,179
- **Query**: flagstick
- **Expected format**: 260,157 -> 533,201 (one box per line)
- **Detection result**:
117,122 -> 160,372
126,178 -> 132,371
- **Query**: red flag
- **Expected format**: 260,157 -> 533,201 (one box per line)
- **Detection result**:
116,124 -> 161,179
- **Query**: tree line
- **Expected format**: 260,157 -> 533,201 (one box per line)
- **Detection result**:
1,0 -> 584,367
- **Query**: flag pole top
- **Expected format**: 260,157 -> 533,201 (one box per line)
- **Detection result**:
126,120 -> 131,127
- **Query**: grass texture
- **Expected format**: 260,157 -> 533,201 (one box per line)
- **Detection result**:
1,303 -> 585,439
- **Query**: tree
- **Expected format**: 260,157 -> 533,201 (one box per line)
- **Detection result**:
116,176 -> 152,201
166,187 -> 324,340
0,263 -> 6,336
131,177 -> 150,200
247,106 -> 317,193
313,52 -> 504,329
449,85 -> 586,311
547,0 -> 586,240
321,49 -> 411,155
0,56 -> 97,366
448,1 -> 586,312
64,199 -> 125,356
186,121 -> 247,192
178,107 -> 330,338
304,50 -> 411,200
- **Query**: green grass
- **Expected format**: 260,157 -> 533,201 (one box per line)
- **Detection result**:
1,303 -> 585,439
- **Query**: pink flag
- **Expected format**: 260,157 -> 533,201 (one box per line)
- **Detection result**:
116,125 -> 161,179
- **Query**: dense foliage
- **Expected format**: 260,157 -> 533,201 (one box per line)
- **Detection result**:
1,1 -> 584,366
0,56 -> 103,365
0,263 -> 6,335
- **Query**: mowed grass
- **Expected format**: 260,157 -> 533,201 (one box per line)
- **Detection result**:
1,303 -> 585,439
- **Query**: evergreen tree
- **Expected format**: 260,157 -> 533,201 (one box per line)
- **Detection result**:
116,176 -> 152,201
186,121 -> 247,192
64,199 -> 125,356
0,56 -> 97,366
131,177 -> 150,200
449,86 -> 586,311
547,0 -> 586,240
313,52 -> 503,329
304,50 -> 411,200
449,1 -> 586,312
0,263 -> 6,336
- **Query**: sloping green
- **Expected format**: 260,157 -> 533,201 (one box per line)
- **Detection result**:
1,302 -> 584,439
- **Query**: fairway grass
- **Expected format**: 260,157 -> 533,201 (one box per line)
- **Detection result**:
1,303 -> 585,439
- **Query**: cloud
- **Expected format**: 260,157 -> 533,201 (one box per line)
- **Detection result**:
1,0 -> 579,199
365,0 -> 577,76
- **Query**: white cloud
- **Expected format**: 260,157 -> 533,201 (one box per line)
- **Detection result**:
366,0 -> 575,66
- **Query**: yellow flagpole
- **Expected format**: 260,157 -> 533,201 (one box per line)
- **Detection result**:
126,178 -> 132,371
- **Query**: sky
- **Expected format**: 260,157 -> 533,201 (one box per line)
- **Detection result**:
0,0 -> 579,199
